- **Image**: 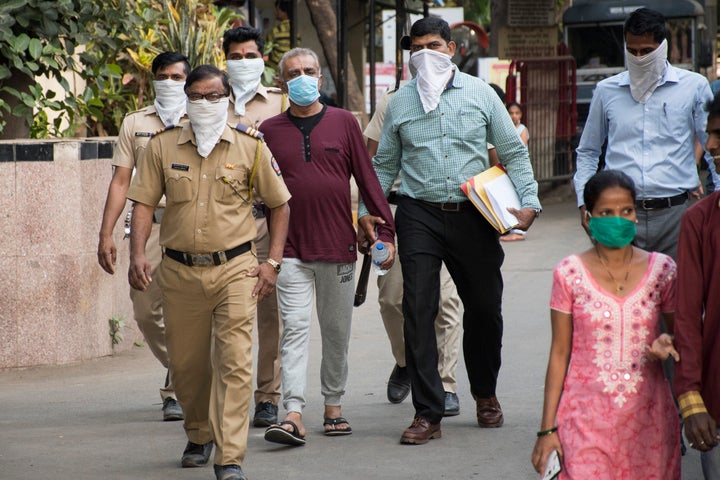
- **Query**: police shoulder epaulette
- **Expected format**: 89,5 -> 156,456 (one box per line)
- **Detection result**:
234,123 -> 264,140
150,124 -> 181,138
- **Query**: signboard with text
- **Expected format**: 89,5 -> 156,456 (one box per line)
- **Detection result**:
508,0 -> 555,26
498,27 -> 557,59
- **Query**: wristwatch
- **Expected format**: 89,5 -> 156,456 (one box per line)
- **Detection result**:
533,208 -> 542,218
265,258 -> 281,273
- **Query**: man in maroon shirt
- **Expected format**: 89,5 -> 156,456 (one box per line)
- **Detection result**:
259,47 -> 395,446
675,93 -> 720,477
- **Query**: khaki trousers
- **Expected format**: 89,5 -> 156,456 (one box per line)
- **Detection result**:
377,248 -> 461,393
128,222 -> 175,400
159,251 -> 256,466
253,217 -> 282,406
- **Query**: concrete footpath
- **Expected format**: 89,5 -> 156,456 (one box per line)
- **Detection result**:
0,195 -> 703,479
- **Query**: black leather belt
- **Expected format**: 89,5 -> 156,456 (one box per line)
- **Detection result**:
252,203 -> 266,219
416,198 -> 474,212
635,192 -> 688,210
165,242 -> 251,267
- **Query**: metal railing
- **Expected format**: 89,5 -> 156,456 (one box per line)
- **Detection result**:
506,56 -> 578,183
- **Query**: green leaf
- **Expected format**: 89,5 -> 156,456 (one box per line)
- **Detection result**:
0,65 -> 11,80
0,0 -> 28,12
13,33 -> 30,53
12,103 -> 31,117
28,38 -> 42,59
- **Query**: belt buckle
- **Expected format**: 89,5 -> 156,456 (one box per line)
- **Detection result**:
639,199 -> 656,210
440,202 -> 460,212
189,253 -> 213,267
216,250 -> 228,265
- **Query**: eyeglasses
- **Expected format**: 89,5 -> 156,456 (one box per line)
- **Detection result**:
186,92 -> 229,103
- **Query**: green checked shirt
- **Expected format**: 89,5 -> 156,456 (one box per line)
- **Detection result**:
358,70 -> 540,217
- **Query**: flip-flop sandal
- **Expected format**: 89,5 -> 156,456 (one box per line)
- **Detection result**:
323,416 -> 352,436
264,420 -> 306,446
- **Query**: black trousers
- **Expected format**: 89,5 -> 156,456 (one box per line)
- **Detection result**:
395,197 -> 504,424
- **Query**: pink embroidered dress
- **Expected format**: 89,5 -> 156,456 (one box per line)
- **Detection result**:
550,252 -> 680,480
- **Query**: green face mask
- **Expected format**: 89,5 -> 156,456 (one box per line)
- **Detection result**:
588,216 -> 636,248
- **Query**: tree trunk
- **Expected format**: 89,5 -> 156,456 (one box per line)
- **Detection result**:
0,68 -> 32,139
305,0 -> 366,122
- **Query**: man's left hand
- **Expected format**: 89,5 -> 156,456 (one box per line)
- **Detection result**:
248,262 -> 278,301
507,207 -> 538,231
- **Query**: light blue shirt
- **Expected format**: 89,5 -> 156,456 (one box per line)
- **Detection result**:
574,64 -> 719,206
358,70 -> 540,217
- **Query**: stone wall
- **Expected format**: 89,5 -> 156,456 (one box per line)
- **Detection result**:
0,138 -> 139,369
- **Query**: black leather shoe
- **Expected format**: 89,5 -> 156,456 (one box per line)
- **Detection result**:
214,464 -> 248,480
162,397 -> 184,421
181,440 -> 213,468
443,391 -> 460,417
387,364 -> 411,404
253,401 -> 278,428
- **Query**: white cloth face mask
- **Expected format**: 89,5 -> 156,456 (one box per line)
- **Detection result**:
409,48 -> 454,113
226,58 -> 264,116
625,39 -> 668,104
153,80 -> 187,126
186,97 -> 229,158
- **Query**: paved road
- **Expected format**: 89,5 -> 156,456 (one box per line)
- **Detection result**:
0,196 -> 703,479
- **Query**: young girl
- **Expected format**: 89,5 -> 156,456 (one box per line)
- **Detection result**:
531,170 -> 680,479
500,103 -> 529,241
507,102 -> 529,146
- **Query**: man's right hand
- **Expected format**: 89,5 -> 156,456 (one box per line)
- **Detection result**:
685,412 -> 720,452
128,255 -> 152,291
98,234 -> 117,275
357,214 -> 386,254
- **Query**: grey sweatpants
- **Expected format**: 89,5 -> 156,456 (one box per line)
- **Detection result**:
276,258 -> 355,414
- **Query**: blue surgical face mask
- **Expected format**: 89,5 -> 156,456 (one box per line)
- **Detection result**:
286,74 -> 320,106
588,216 -> 637,248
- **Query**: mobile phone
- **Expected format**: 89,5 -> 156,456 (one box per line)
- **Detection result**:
541,450 -> 562,480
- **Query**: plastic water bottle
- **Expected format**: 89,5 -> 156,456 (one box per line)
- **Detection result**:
372,243 -> 390,276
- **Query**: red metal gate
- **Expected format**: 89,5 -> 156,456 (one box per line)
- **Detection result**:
506,56 -> 577,183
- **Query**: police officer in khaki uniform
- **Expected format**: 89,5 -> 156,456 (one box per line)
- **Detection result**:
128,65 -> 291,480
98,51 -> 190,421
222,25 -> 288,428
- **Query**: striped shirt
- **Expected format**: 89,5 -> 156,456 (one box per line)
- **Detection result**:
359,70 -> 539,217
267,19 -> 291,71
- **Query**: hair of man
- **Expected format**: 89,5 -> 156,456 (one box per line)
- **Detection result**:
624,7 -> 666,44
185,64 -> 231,95
275,0 -> 290,14
410,16 -> 452,43
708,93 -> 720,119
151,52 -> 191,77
222,26 -> 264,56
277,47 -> 320,80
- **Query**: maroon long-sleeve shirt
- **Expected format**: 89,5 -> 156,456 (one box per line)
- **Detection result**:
261,106 -> 394,263
674,191 -> 720,423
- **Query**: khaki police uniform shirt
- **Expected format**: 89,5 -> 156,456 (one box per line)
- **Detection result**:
114,105 -> 187,208
127,123 -> 291,253
227,84 -> 287,129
